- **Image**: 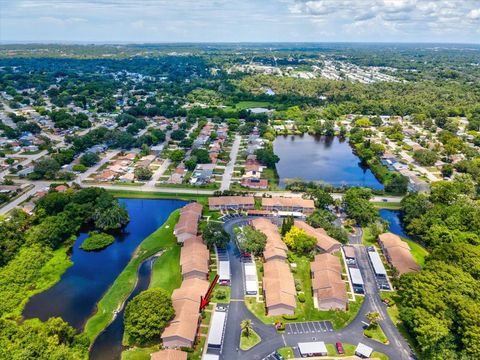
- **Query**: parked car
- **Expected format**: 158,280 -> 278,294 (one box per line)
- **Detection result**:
336,342 -> 345,355
273,351 -> 285,360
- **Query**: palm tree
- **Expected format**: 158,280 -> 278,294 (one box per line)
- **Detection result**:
366,311 -> 381,327
241,319 -> 252,337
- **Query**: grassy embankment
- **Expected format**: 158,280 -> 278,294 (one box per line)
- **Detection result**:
106,189 -> 209,205
245,254 -> 363,329
83,210 -> 181,342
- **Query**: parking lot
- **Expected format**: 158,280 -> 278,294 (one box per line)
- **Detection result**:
285,321 -> 334,335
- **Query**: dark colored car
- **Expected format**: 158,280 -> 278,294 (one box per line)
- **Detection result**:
336,342 -> 345,355
273,351 -> 285,360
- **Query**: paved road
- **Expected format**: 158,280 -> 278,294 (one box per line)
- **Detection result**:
77,150 -> 120,182
146,159 -> 170,187
0,150 -> 48,181
0,184 -> 43,215
220,135 -> 241,191
219,217 -> 414,360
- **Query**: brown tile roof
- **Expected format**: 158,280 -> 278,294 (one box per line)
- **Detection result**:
171,278 -> 209,304
151,349 -> 187,360
379,233 -> 409,250
181,202 -> 203,217
175,213 -> 199,235
310,254 -> 342,274
263,260 -> 296,309
388,247 -> 421,275
294,220 -> 341,252
161,312 -> 199,343
250,218 -> 288,260
379,232 -> 421,275
311,254 -> 347,304
174,203 -> 203,238
181,255 -> 209,276
251,219 -> 285,246
180,243 -> 209,268
263,246 -> 288,261
208,196 -> 255,207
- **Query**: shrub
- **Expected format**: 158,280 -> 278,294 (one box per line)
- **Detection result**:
282,314 -> 298,320
298,293 -> 306,303
72,164 -> 87,172
215,288 -> 227,300
80,232 -> 115,251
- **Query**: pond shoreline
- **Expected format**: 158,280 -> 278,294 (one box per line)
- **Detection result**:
22,199 -> 186,335
273,134 -> 384,189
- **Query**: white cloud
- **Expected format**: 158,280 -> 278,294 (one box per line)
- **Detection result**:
467,8 -> 480,20
0,0 -> 479,42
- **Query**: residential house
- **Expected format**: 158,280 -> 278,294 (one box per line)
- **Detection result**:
311,254 -> 348,311
378,233 -> 421,275
262,197 -> 315,214
294,220 -> 341,254
208,196 -> 255,211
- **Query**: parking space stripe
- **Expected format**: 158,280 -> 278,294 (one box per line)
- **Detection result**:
307,323 -> 315,332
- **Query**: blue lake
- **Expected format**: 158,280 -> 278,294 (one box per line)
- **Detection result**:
273,135 -> 384,189
23,198 -> 187,330
379,209 -> 410,239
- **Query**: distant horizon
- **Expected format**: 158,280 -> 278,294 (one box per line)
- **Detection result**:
1,1 -> 479,44
1,41 -> 480,46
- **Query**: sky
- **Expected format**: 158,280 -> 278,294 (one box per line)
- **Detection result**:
0,0 -> 479,44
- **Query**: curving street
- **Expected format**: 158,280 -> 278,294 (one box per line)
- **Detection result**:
219,217 -> 414,360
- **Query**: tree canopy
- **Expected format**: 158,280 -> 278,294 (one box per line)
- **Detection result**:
124,288 -> 175,345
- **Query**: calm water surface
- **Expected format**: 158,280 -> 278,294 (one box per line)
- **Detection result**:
89,255 -> 158,360
23,198 -> 187,330
273,135 -> 383,189
379,209 -> 410,239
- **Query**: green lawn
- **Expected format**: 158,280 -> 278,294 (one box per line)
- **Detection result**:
326,343 -> 356,356
364,324 -> 389,344
121,346 -> 162,360
245,254 -> 363,329
372,351 -> 389,360
240,329 -> 261,351
149,246 -> 182,294
277,347 -> 295,358
325,343 -> 388,359
83,210 -> 181,342
403,238 -> 428,267
372,201 -> 402,210
362,226 -> 377,246
263,167 -> 280,191
155,182 -> 220,190
224,101 -> 273,111
106,189 -> 209,205
188,335 -> 206,360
